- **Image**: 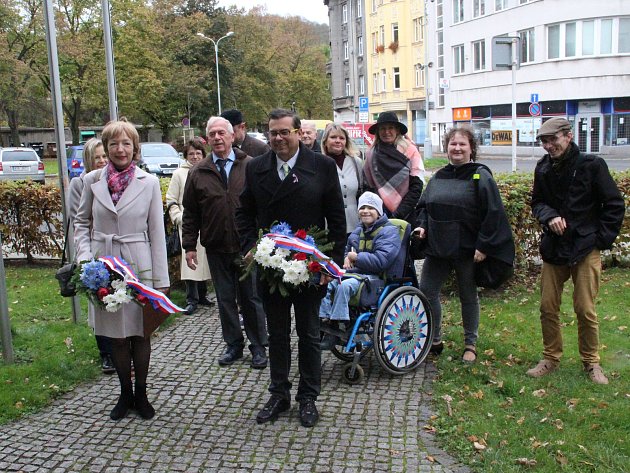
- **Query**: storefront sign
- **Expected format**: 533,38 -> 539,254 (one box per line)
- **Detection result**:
492,130 -> 513,145
453,107 -> 471,121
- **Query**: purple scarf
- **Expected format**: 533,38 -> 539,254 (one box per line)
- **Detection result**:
106,161 -> 136,205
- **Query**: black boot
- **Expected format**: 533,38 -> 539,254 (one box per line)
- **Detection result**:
134,383 -> 155,420
110,387 -> 134,420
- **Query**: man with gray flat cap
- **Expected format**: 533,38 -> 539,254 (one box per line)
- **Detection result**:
527,117 -> 624,384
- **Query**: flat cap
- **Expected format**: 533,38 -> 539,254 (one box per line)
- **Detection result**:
536,117 -> 572,139
220,109 -> 244,126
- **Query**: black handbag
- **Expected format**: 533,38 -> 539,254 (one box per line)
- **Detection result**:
165,202 -> 182,258
55,220 -> 77,297
474,256 -> 514,289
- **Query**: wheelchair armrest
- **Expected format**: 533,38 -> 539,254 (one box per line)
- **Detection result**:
387,277 -> 415,285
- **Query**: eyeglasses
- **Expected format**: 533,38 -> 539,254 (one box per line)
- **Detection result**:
269,128 -> 299,138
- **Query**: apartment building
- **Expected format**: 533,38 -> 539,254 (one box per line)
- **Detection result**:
427,0 -> 630,155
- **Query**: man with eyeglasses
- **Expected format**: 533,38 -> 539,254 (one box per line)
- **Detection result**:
182,116 -> 269,370
237,108 -> 346,427
527,117 -> 624,385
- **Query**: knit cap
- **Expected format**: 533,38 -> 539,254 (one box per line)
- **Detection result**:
358,192 -> 384,217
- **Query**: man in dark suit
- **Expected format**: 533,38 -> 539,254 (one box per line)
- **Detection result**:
221,108 -> 270,158
237,108 -> 346,428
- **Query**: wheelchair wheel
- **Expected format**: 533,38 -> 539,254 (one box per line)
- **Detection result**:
342,362 -> 364,385
373,286 -> 433,375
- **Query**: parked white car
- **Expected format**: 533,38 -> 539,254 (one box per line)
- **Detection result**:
247,132 -> 268,144
0,147 -> 45,184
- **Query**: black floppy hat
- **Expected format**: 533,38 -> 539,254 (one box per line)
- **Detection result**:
368,111 -> 408,136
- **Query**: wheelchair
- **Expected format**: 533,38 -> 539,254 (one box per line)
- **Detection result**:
320,219 -> 434,384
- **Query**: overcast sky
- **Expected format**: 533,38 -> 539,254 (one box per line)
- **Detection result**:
216,0 -> 329,25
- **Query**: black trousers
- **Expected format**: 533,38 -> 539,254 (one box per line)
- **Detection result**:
261,284 -> 324,403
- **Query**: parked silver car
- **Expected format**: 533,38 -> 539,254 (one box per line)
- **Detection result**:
139,142 -> 181,176
0,147 -> 45,184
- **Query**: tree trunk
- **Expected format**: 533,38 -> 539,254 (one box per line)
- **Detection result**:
6,108 -> 21,146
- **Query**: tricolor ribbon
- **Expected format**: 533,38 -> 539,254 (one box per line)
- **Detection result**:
265,233 -> 345,279
98,256 -> 184,313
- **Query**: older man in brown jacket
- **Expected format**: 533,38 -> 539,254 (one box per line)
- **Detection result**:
182,116 -> 268,369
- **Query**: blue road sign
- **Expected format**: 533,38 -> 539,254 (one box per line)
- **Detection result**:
529,102 -> 541,117
359,97 -> 369,112
530,93 -> 539,103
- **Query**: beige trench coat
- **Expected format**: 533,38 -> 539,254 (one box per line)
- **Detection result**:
74,167 -> 169,338
165,162 -> 211,282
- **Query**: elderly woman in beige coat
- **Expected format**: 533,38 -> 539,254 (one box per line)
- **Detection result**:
75,119 -> 169,421
166,139 -> 211,315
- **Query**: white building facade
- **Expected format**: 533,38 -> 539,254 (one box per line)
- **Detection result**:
426,0 -> 630,156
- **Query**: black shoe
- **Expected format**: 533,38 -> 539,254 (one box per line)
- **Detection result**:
218,346 -> 243,366
183,304 -> 197,315
134,383 -> 155,420
198,296 -> 215,306
429,341 -> 444,356
298,399 -> 319,428
101,355 -> 115,375
256,396 -> 290,424
110,390 -> 134,420
251,348 -> 268,369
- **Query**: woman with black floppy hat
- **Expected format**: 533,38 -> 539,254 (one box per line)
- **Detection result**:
363,111 -> 425,221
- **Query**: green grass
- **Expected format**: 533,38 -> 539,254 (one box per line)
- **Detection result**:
0,262 -> 186,424
43,158 -> 60,175
424,157 -> 449,169
429,267 -> 629,472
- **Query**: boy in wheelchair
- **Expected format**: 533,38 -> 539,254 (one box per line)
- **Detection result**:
320,192 -> 403,349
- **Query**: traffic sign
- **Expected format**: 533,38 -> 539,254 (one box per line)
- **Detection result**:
358,97 -> 369,112
530,93 -> 539,103
358,111 -> 369,123
529,102 -> 541,117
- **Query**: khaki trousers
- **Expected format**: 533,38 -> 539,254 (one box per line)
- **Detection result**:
539,249 -> 602,364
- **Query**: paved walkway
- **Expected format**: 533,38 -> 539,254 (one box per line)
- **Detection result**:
0,305 -> 469,473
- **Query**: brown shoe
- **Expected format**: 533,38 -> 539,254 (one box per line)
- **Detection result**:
584,363 -> 609,385
526,359 -> 558,378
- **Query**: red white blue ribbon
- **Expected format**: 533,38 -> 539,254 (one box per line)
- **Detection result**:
265,233 -> 345,278
99,256 -> 184,313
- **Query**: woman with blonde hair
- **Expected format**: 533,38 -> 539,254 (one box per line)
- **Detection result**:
321,123 -> 364,234
75,119 -> 169,420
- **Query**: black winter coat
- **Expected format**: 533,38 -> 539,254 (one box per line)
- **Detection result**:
531,142 -> 625,266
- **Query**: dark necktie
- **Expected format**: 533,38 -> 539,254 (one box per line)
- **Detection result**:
216,159 -> 228,187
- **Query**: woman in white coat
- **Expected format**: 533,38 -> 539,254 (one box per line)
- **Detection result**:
321,123 -> 364,234
67,138 -> 114,374
166,139 -> 211,315
75,119 -> 169,421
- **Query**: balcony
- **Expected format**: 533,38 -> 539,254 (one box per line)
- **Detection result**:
333,96 -> 354,109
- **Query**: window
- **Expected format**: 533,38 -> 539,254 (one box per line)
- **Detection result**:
519,0 -> 531,3
495,0 -> 506,12
372,32 -> 378,53
601,19 -> 612,54
472,39 -> 485,71
381,69 -> 387,91
358,36 -> 364,56
372,0 -> 377,13
392,23 -> 399,43
582,20 -> 594,56
414,64 -> 424,87
437,0 -> 443,30
453,44 -> 465,74
359,75 -> 365,95
437,30 -> 444,68
413,17 -> 423,42
344,41 -> 349,60
519,28 -> 535,63
620,18 -> 630,53
373,73 -> 379,93
379,25 -> 385,45
357,0 -> 362,18
548,24 -> 560,59
453,0 -> 464,23
345,78 -> 351,96
342,3 -> 348,23
473,0 -> 485,18
438,70 -> 445,107
565,22 -> 576,57
393,67 -> 400,89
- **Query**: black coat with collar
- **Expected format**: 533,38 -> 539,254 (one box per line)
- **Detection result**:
236,143 -> 347,265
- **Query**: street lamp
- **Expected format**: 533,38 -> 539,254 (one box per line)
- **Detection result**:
197,31 -> 235,114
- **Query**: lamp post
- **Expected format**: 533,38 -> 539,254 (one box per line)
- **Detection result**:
423,0 -> 433,159
197,31 -> 234,114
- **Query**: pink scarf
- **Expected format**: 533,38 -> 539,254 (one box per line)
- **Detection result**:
106,160 -> 136,205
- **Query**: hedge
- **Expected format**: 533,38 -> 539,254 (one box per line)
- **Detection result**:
1,172 -> 628,274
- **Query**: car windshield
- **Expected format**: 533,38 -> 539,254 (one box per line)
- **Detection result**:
141,144 -> 178,158
1,150 -> 38,162
68,148 -> 83,159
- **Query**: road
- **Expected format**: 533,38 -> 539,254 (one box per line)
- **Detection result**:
476,156 -> 630,173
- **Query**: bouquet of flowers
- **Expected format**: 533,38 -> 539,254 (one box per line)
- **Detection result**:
72,256 -> 183,314
242,222 -> 344,296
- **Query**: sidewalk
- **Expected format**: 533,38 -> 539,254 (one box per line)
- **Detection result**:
0,304 -> 468,473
